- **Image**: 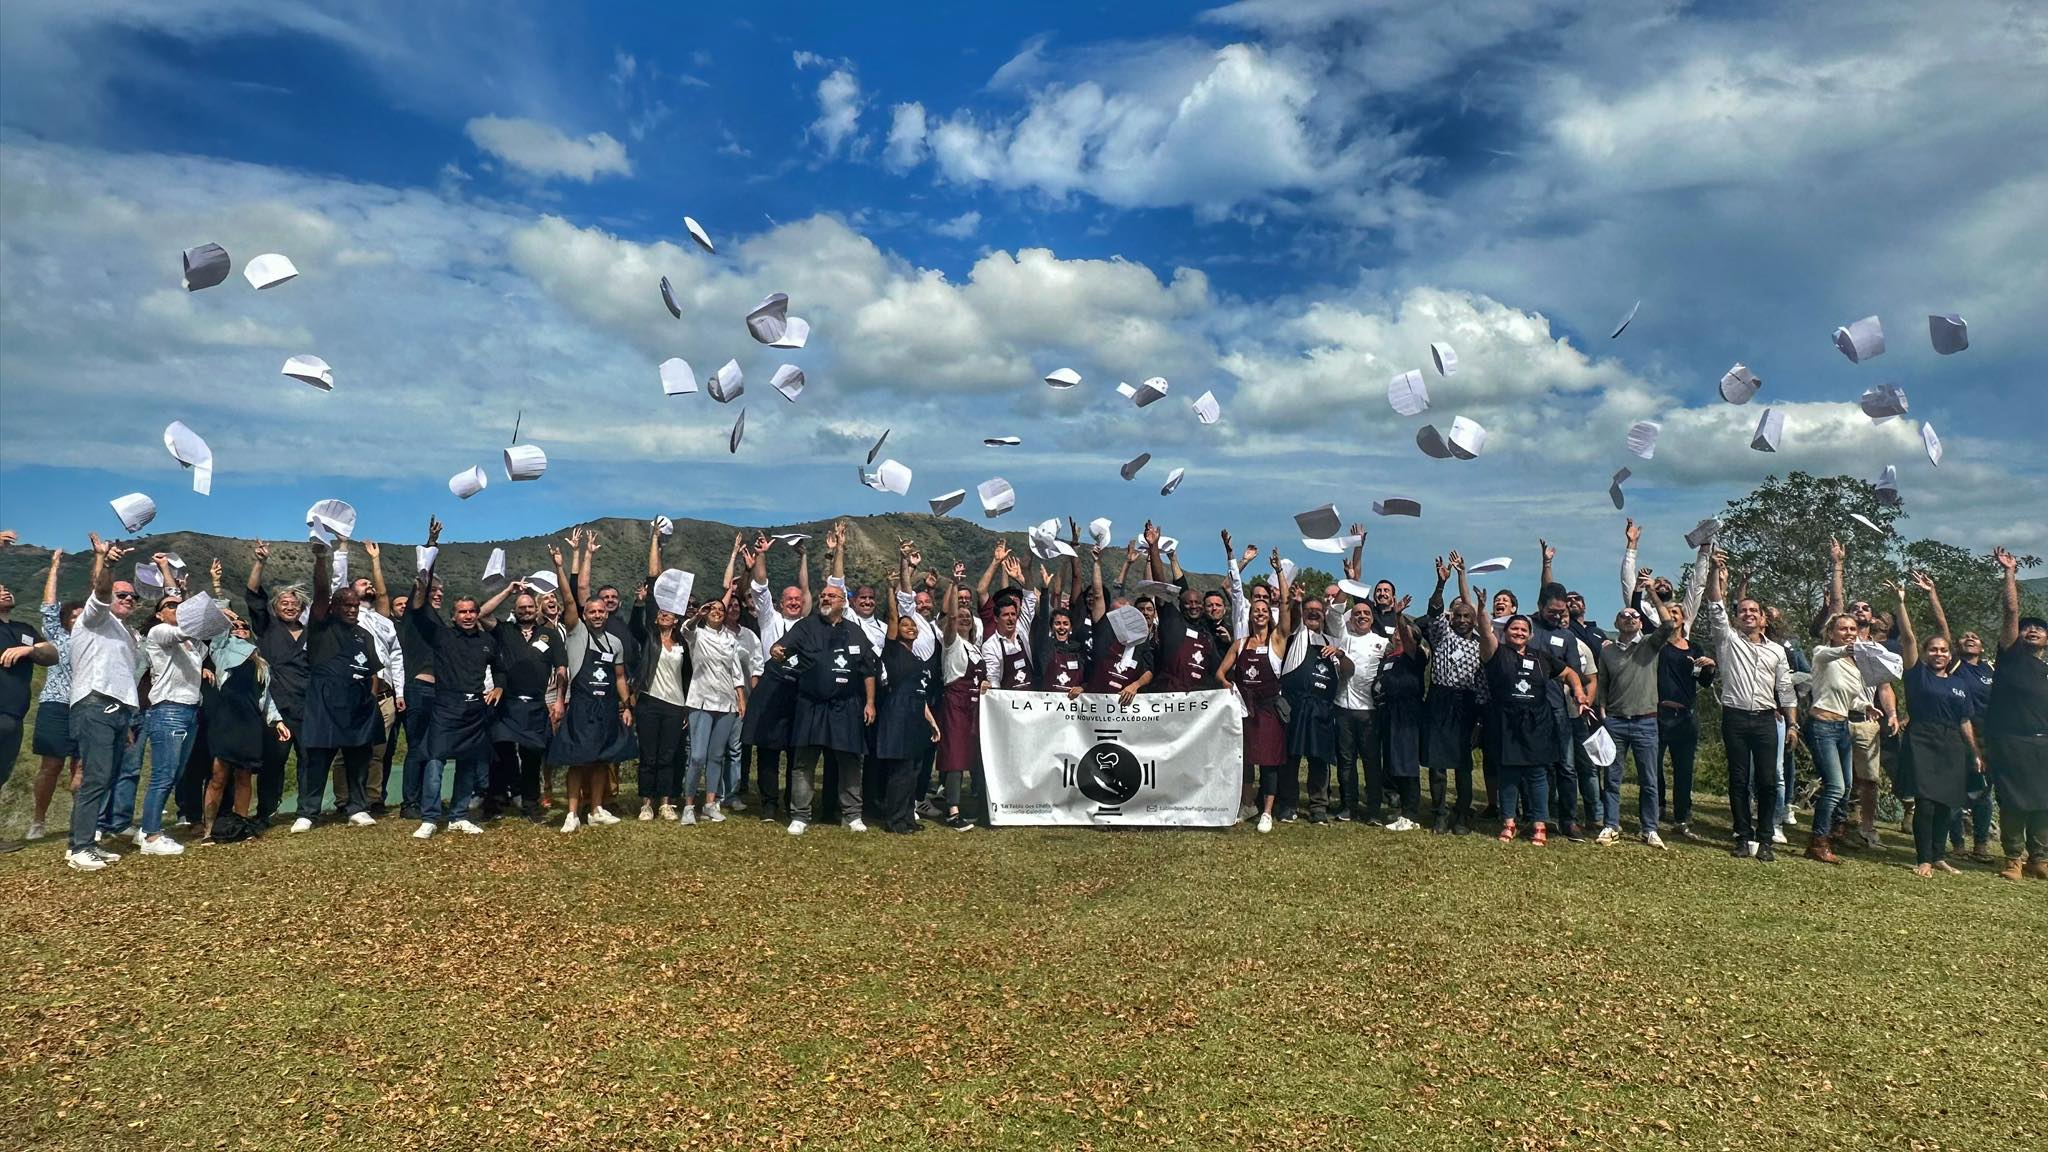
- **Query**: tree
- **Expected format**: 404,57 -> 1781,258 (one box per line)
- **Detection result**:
1246,566 -> 1337,597
1708,471 -> 2040,638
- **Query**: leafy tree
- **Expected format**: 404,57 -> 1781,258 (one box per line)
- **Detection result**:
1246,566 -> 1338,597
1706,471 -> 2040,638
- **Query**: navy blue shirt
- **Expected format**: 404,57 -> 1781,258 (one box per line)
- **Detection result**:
1902,665 -> 1974,728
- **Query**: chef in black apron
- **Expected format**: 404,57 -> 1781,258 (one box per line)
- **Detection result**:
873,616 -> 941,833
781,583 -> 877,833
492,588 -> 565,822
294,544 -> 383,832
1281,595 -> 1351,823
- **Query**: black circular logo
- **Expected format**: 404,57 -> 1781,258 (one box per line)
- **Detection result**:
1076,741 -> 1142,805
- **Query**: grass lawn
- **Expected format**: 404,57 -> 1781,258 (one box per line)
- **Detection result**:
5,742 -> 2047,1152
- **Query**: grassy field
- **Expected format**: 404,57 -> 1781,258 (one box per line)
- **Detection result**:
5,733 -> 2046,1151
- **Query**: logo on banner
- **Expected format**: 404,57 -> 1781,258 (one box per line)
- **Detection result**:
1058,728 -> 1157,816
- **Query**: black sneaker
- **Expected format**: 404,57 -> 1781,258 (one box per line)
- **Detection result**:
1453,817 -> 1471,836
1432,810 -> 1452,834
400,806 -> 421,822
1563,824 -> 1588,843
1307,810 -> 1329,825
1480,804 -> 1502,820
1756,843 -> 1776,863
1279,811 -> 1300,824
944,812 -> 973,832
1730,841 -> 1749,857
1331,809 -> 1354,823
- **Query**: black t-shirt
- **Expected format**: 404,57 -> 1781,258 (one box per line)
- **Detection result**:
1987,645 -> 2047,736
1657,643 -> 1713,709
397,609 -> 436,682
1,617 -> 44,720
493,619 -> 567,699
1902,665 -> 1975,728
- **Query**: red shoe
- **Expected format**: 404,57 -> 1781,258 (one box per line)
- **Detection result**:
1498,819 -> 1517,843
1532,825 -> 1548,846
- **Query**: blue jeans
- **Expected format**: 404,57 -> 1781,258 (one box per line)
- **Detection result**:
721,714 -> 744,799
99,714 -> 147,835
686,709 -> 739,799
1772,715 -> 1799,827
139,701 -> 199,837
1603,715 -> 1660,833
1500,761 -> 1550,827
1806,719 -> 1851,837
421,752 -> 487,824
401,681 -> 436,812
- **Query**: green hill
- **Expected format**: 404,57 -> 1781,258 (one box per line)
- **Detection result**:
1,514 -> 1222,613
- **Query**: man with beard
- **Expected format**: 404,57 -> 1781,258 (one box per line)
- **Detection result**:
1087,547 -> 1153,704
1144,523 -> 1226,693
1987,548 -> 2047,880
826,521 -> 888,823
743,533 -> 810,820
778,582 -> 877,835
408,517 -> 505,838
1424,553 -> 1483,834
340,542 -> 404,813
482,581 -> 566,822
1280,584 -> 1353,824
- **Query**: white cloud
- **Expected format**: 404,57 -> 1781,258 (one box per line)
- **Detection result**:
463,115 -> 632,182
884,102 -> 929,171
810,68 -> 866,157
930,211 -> 981,239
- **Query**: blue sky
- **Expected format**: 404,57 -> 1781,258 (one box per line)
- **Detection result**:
2,0 -> 2044,607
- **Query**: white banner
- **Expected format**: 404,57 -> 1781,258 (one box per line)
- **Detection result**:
978,690 -> 1244,827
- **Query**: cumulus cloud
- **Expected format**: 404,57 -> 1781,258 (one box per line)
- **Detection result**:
809,68 -> 866,157
884,102 -> 929,170
929,210 -> 981,239
464,115 -> 632,182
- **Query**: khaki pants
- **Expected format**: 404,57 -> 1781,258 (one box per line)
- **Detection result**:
1849,719 -> 1881,782
367,695 -> 398,803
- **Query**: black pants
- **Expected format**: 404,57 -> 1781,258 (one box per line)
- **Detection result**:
1721,708 -> 1780,844
863,754 -> 887,821
258,712 -> 302,822
1426,688 -> 1476,820
494,742 -> 544,813
401,681 -> 436,814
1333,709 -> 1375,817
1301,757 -> 1333,818
746,744 -> 785,816
879,756 -> 918,831
1272,758 -> 1301,818
298,744 -> 371,820
1913,798 -> 1953,866
635,696 -> 688,801
1658,708 -> 1699,826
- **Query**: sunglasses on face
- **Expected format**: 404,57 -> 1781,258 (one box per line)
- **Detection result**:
112,591 -> 139,602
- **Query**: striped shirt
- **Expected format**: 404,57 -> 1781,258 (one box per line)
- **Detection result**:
1707,600 -> 1795,711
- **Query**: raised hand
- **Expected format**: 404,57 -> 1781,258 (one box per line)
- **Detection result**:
1881,579 -> 1906,601
426,515 -> 443,547
1829,537 -> 1845,563
1473,587 -> 1488,611
252,540 -> 269,561
1347,522 -> 1364,537
1221,529 -> 1233,554
1243,543 -> 1260,567
951,562 -> 967,580
0,530 -> 14,548
1710,550 -> 1730,571
546,543 -> 564,567
1909,570 -> 1936,595
1625,519 -> 1641,548
908,547 -> 922,568
361,540 -> 380,560
1449,550 -> 1465,572
1394,594 -> 1413,617
1003,556 -> 1025,583
754,533 -> 772,555
899,539 -> 915,558
1434,555 -> 1450,583
1143,521 -> 1160,549
1541,538 -> 1556,563
1268,549 -> 1283,573
1993,547 -> 2018,574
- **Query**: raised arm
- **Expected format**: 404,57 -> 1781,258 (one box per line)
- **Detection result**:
413,516 -> 443,603
795,537 -> 813,616
829,519 -> 847,586
1452,552 -> 1472,614
1427,555 -> 1450,618
1826,537 -> 1847,619
1994,547 -> 2021,651
723,533 -> 744,593
575,531 -> 597,609
246,539 -> 268,598
1089,549 -> 1109,624
1344,524 -> 1366,586
648,521 -> 664,581
363,540 -> 391,616
1913,570 -> 1952,646
1540,537 -> 1556,591
43,548 -> 63,606
1621,520 -> 1641,609
1272,551 -> 1292,641
977,541 -> 1004,604
548,537 -> 579,619
1887,580 -> 1917,670
476,577 -> 520,623
1474,586 -> 1497,662
307,540 -> 333,624
1143,522 -> 1165,585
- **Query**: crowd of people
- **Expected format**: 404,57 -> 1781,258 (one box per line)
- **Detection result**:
0,514 -> 2042,882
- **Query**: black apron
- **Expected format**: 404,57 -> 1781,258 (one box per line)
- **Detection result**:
548,631 -> 623,765
203,654 -> 267,770
1986,645 -> 2048,809
788,617 -> 872,756
1377,647 -> 1426,779
1283,631 -> 1341,761
300,619 -> 380,749
1486,648 -> 1560,768
874,644 -> 935,761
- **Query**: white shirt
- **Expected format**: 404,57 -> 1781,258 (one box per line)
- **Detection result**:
894,590 -> 937,661
355,607 -> 405,701
980,628 -> 1031,688
750,580 -> 802,652
69,592 -> 141,708
144,622 -> 206,706
1334,626 -> 1390,711
1708,600 -> 1795,711
942,633 -> 977,684
685,625 -> 747,712
736,626 -> 764,682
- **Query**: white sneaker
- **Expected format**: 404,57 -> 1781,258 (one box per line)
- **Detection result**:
1643,830 -> 1668,850
65,849 -> 106,872
140,835 -> 185,856
848,818 -> 868,833
658,803 -> 679,821
705,801 -> 725,823
1744,840 -> 1760,857
1385,816 -> 1419,832
680,806 -> 698,826
560,813 -> 582,834
788,819 -> 808,837
726,798 -> 748,813
1595,826 -> 1620,845
449,819 -> 483,835
1256,813 -> 1274,834
289,818 -> 314,834
1786,809 -> 1799,827
588,807 -> 620,826
1771,826 -> 1789,846
88,845 -> 120,864
131,827 -> 147,847
25,821 -> 45,841
638,801 -> 655,822
348,812 -> 376,827
413,821 -> 437,840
